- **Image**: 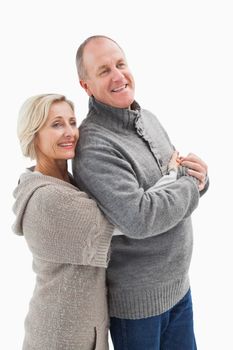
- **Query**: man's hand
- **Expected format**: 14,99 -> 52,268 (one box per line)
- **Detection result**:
179,153 -> 208,191
168,151 -> 180,171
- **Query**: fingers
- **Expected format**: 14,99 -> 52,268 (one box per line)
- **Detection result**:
187,168 -> 206,184
180,153 -> 208,191
168,151 -> 180,170
170,151 -> 179,162
180,153 -> 208,172
180,160 -> 206,175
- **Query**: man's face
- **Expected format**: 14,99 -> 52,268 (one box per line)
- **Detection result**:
80,38 -> 135,109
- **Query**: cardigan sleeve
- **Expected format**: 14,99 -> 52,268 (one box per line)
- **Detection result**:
73,140 -> 200,239
22,185 -> 113,267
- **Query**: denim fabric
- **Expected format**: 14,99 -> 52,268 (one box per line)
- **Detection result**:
110,289 -> 197,350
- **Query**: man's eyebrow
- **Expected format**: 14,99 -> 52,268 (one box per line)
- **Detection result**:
97,59 -> 126,73
97,64 -> 109,73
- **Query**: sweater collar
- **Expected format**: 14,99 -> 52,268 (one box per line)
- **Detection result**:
88,96 -> 141,130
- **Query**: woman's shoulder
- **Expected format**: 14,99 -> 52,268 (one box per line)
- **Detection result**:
18,170 -> 91,208
32,177 -> 91,206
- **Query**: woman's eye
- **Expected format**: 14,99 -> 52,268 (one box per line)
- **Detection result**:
52,122 -> 62,128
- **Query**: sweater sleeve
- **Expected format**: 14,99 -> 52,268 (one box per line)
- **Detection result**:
148,169 -> 177,190
73,142 -> 200,239
23,185 -> 113,267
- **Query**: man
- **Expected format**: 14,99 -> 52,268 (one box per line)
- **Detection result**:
73,35 -> 209,350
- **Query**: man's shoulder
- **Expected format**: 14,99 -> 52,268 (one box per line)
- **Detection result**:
78,116 -> 117,148
79,114 -> 96,129
141,108 -> 160,123
141,108 -> 168,134
79,114 -> 105,133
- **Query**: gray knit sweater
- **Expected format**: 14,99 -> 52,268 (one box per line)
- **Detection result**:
73,97 -> 209,319
12,170 -> 113,349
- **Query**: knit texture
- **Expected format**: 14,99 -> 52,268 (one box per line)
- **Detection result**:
12,170 -> 113,349
73,97 -> 208,319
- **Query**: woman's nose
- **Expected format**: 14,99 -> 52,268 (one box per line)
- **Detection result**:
64,124 -> 75,137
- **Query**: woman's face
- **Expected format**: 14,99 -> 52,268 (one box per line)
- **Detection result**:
35,101 -> 79,163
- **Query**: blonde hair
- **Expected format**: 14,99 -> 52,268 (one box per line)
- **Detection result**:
17,94 -> 74,160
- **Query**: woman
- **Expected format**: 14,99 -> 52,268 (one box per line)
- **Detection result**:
12,94 -> 113,350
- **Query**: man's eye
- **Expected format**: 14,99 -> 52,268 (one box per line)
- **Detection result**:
99,70 -> 108,76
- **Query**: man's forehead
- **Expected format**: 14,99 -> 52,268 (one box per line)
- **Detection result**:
84,38 -> 124,58
85,47 -> 125,70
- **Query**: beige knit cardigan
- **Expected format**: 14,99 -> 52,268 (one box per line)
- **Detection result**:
12,170 -> 113,350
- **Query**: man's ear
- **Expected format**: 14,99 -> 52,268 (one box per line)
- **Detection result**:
80,80 -> 92,96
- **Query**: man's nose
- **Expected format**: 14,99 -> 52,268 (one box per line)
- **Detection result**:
111,67 -> 124,81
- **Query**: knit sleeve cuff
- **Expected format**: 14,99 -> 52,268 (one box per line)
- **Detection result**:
177,165 -> 199,187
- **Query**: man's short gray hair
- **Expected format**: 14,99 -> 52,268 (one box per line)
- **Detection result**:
75,35 -> 124,80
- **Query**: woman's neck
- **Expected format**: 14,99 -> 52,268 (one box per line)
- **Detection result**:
34,161 -> 70,183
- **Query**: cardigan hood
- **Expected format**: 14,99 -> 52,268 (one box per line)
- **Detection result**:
12,169 -> 81,236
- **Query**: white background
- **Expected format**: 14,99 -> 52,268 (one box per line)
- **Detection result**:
0,0 -> 232,349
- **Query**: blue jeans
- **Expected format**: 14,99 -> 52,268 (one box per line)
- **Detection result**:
110,289 -> 197,350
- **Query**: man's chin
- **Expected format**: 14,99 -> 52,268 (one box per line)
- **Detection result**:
112,96 -> 135,109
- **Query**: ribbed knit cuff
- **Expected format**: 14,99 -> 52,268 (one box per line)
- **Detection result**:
177,165 -> 199,187
109,276 -> 190,319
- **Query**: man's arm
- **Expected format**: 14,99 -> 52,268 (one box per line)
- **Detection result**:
73,143 -> 200,239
